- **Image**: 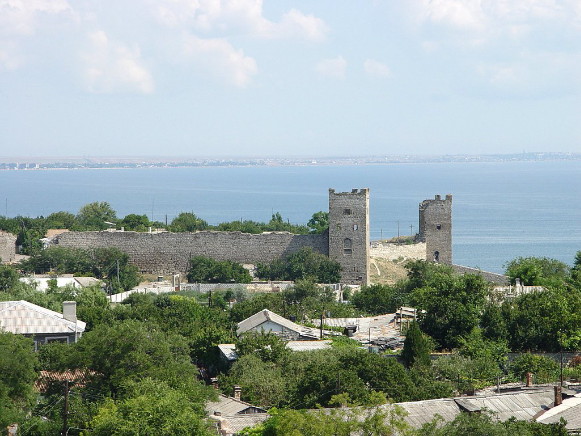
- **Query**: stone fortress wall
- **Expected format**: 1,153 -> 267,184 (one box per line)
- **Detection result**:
0,231 -> 16,263
52,190 -> 461,285
54,230 -> 328,277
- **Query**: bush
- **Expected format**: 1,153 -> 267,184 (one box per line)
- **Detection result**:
187,256 -> 251,283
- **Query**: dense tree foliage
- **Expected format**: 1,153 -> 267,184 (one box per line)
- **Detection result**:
401,322 -> 432,368
187,256 -> 252,283
256,247 -> 341,283
307,211 -> 329,234
0,333 -> 39,430
18,246 -> 140,292
351,283 -> 407,315
505,256 -> 570,288
77,201 -> 117,230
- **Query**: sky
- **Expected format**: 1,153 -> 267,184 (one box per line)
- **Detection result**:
0,0 -> 580,158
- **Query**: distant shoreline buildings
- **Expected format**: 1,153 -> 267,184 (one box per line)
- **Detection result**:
0,152 -> 579,171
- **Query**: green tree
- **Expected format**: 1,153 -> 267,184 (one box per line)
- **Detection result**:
119,214 -> 151,231
410,271 -> 489,349
509,353 -> 559,384
307,211 -> 329,234
45,211 -> 77,229
187,256 -> 252,283
401,322 -> 432,368
89,378 -> 212,436
256,247 -> 341,283
77,201 -> 117,230
351,284 -> 407,315
0,332 -> 38,429
169,212 -> 208,232
236,331 -> 290,364
0,265 -> 19,291
505,257 -> 570,288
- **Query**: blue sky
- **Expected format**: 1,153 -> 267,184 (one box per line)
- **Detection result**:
0,0 -> 579,157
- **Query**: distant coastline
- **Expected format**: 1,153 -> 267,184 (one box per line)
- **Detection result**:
0,152 -> 579,171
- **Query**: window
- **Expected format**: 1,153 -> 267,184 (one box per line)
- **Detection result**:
436,224 -> 442,230
336,223 -> 342,231
343,208 -> 352,215
343,238 -> 352,255
353,224 -> 358,231
433,251 -> 440,262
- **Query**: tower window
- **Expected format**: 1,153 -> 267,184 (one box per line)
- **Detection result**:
434,251 -> 440,262
343,208 -> 352,215
353,224 -> 358,231
436,224 -> 441,230
343,238 -> 352,255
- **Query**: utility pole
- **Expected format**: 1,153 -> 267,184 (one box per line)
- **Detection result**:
410,224 -> 413,236
62,380 -> 70,436
397,221 -> 400,244
116,259 -> 120,286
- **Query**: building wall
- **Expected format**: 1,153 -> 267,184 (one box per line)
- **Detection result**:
328,188 -> 370,285
54,230 -> 328,275
0,231 -> 16,263
418,195 -> 452,265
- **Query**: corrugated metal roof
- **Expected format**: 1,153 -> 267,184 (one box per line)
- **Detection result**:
0,301 -> 86,335
219,340 -> 332,362
222,414 -> 270,433
237,309 -> 304,336
206,394 -> 267,416
537,394 -> 581,431
454,389 -> 554,422
392,398 -> 461,428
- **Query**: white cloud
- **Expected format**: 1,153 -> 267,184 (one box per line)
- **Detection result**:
182,34 -> 257,87
82,31 -> 154,94
364,59 -> 391,78
153,0 -> 328,41
315,56 -> 347,79
0,0 -> 73,36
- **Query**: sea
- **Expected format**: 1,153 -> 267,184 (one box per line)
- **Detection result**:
1,160 -> 580,274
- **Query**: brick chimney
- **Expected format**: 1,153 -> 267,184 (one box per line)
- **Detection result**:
62,301 -> 77,323
554,385 -> 562,407
526,372 -> 532,387
233,385 -> 241,401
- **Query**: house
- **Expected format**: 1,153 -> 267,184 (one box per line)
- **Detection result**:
0,300 -> 86,349
218,340 -> 333,363
206,389 -> 269,436
236,309 -> 321,340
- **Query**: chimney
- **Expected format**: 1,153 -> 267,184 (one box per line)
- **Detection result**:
526,372 -> 532,387
63,301 -> 77,323
554,385 -> 562,407
233,385 -> 241,401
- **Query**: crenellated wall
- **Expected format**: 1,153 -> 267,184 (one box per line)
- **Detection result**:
54,230 -> 328,275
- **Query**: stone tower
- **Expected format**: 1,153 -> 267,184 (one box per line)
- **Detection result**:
328,188 -> 370,285
418,195 -> 452,264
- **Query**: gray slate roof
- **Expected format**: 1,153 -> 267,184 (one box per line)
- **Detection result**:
536,394 -> 581,431
206,394 -> 267,416
0,300 -> 86,335
390,398 -> 461,428
237,308 -> 320,338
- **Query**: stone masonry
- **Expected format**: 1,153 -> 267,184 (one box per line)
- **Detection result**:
0,231 -> 16,263
418,194 -> 452,265
328,188 -> 370,285
55,231 -> 328,277
52,189 -> 457,285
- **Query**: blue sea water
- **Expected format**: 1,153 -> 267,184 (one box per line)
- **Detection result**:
1,161 -> 579,274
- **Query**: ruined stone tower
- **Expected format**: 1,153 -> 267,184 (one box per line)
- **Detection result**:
418,194 -> 452,264
328,188 -> 370,285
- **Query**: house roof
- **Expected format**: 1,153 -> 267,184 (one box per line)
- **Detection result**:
236,309 -> 305,336
0,301 -> 86,335
367,388 -> 557,429
219,340 -> 333,361
206,394 -> 267,416
536,393 -> 581,431
454,389 -> 554,421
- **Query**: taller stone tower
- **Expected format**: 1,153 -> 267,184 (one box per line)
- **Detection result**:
418,194 -> 452,264
328,188 -> 370,285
